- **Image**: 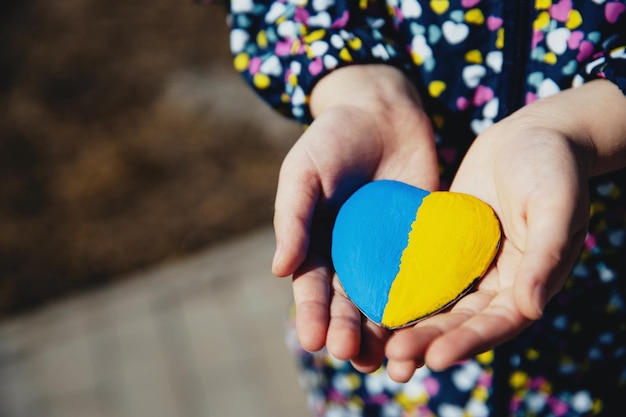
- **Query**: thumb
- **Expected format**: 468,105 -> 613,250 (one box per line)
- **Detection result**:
512,204 -> 586,320
272,148 -> 320,277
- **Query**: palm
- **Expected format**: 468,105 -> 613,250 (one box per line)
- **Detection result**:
275,101 -> 439,371
384,118 -> 591,381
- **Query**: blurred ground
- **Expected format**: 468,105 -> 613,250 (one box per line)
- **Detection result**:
0,227 -> 310,417
0,1 -> 300,317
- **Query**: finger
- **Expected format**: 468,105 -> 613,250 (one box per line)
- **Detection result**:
272,148 -> 320,277
386,324 -> 442,363
385,288 -> 493,357
350,319 -> 391,373
292,256 -> 332,352
424,289 -> 529,370
385,287 -> 516,371
326,276 -> 363,360
386,358 -> 424,383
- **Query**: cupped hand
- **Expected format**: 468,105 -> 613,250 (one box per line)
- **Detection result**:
384,81 -> 626,381
272,65 -> 439,372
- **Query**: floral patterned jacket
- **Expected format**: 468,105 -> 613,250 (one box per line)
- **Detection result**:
226,1 -> 626,416
229,0 -> 625,132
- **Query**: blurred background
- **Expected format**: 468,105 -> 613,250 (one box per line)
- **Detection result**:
0,0 -> 301,317
0,1 -> 309,416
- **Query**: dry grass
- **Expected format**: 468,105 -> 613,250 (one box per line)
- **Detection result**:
0,1 -> 300,316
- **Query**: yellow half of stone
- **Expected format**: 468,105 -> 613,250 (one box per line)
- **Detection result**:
381,192 -> 501,329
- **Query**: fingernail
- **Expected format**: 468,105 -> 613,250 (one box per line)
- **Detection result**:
272,242 -> 281,270
533,285 -> 546,318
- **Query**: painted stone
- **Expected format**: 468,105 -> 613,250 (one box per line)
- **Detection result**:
331,180 -> 501,329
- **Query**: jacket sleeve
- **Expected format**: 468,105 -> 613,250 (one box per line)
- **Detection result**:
578,35 -> 626,95
574,9 -> 626,96
229,0 -> 408,124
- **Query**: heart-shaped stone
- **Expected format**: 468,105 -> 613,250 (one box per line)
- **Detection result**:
332,180 -> 501,329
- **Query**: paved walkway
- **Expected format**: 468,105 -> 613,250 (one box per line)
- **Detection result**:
0,228 -> 310,417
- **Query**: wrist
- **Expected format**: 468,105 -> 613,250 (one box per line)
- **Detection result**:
510,79 -> 626,177
309,65 -> 436,158
580,79 -> 626,176
310,64 -> 423,118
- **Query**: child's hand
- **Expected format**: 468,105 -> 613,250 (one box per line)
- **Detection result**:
273,65 -> 439,372
385,79 -> 626,381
